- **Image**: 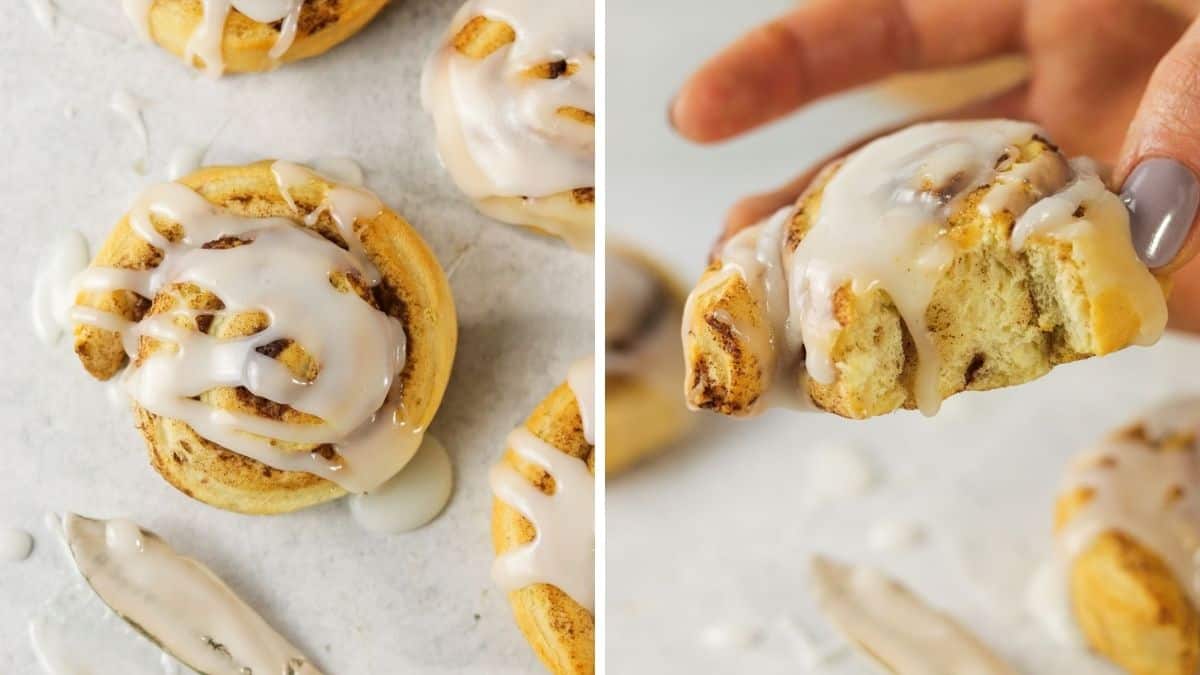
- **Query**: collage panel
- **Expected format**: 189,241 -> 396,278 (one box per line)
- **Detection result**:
607,0 -> 1200,674
4,0 -> 593,674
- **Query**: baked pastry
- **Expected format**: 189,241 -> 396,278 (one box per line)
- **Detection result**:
70,160 -> 457,515
490,360 -> 595,674
683,120 -> 1169,419
606,245 -> 692,474
122,0 -> 389,76
423,0 -> 596,250
1050,398 -> 1200,675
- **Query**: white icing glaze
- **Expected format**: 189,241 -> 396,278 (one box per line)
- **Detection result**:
422,0 -> 595,198
349,435 -> 454,533
490,426 -> 594,612
58,514 -> 320,674
810,556 -> 1018,675
32,230 -> 90,346
686,120 -> 1167,416
866,519 -> 925,552
166,144 -> 208,181
1025,558 -> 1086,648
122,0 -> 304,76
308,157 -> 365,187
70,162 -> 423,493
566,355 -> 595,445
1053,397 -> 1200,613
699,622 -> 762,650
26,0 -> 56,32
110,89 -> 149,175
801,442 -> 875,508
0,527 -> 34,562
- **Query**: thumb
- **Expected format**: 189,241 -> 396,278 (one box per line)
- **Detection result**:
1117,17 -> 1200,274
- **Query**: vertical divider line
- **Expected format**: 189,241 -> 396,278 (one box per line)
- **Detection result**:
593,0 -> 608,672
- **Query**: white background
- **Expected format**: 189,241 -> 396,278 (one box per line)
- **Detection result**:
606,0 -> 1200,673
0,1 -> 592,673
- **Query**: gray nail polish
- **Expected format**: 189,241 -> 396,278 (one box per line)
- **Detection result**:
1120,157 -> 1200,269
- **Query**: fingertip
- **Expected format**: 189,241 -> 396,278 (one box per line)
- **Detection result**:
669,79 -> 737,144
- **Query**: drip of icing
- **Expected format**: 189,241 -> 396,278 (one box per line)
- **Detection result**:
70,162 -> 423,493
866,519 -> 925,552
699,622 -> 763,650
55,514 -> 320,674
32,230 -> 90,346
0,528 -> 34,562
810,556 -> 1019,675
422,0 -> 595,198
567,355 -> 595,445
686,120 -> 1166,416
800,442 -> 875,509
349,435 -> 454,533
26,0 -> 56,32
166,144 -> 208,181
122,0 -> 304,76
1053,397 -> 1200,616
110,89 -> 149,175
490,427 -> 594,612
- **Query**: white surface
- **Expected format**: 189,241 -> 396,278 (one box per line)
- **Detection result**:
0,1 -> 591,673
607,0 -> 1193,673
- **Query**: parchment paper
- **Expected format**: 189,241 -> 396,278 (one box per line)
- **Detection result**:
0,1 -> 592,672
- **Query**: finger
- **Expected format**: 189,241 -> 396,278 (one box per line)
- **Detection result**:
717,84 -> 1031,252
672,0 -> 1024,144
1116,17 -> 1200,274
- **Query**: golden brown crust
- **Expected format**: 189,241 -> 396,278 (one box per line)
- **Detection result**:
73,161 -> 457,514
685,138 -> 1170,419
1056,423 -> 1200,675
491,383 -> 595,675
140,0 -> 389,73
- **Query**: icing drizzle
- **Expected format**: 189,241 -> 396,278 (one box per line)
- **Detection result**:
70,162 -> 423,493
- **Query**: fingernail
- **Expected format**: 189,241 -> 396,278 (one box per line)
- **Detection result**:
1120,157 -> 1200,268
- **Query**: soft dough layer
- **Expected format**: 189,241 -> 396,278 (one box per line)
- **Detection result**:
73,161 -> 457,514
684,123 -> 1169,419
491,383 -> 595,675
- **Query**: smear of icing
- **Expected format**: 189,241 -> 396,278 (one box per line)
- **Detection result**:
800,443 -> 876,508
109,89 -> 149,174
166,144 -> 208,181
0,528 -> 34,562
26,0 -> 56,32
32,230 -> 90,346
349,435 -> 454,534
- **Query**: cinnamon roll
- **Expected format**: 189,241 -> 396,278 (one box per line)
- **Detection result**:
121,0 -> 389,76
71,160 -> 456,515
423,0 -> 596,250
1048,398 -> 1200,675
490,359 -> 595,674
606,246 -> 692,474
683,120 -> 1169,420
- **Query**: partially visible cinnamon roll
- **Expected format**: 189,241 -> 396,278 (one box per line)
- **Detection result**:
423,0 -> 596,250
71,160 -> 456,514
1050,398 -> 1200,675
491,360 -> 595,674
122,0 -> 389,76
606,246 -> 692,474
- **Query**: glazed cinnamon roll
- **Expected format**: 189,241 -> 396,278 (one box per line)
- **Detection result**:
121,0 -> 389,76
606,246 -> 692,474
1047,398 -> 1200,675
684,120 -> 1168,420
490,359 -> 595,674
423,0 -> 596,250
71,160 -> 456,515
